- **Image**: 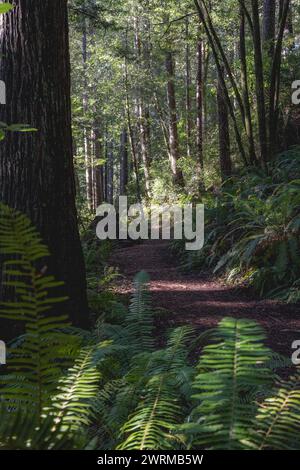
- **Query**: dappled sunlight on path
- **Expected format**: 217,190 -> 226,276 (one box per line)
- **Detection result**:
110,240 -> 300,356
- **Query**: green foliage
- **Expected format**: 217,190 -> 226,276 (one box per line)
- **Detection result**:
0,204 -> 79,414
0,3 -> 13,15
174,150 -> 300,301
247,374 -> 300,450
1,204 -> 300,450
183,318 -> 274,450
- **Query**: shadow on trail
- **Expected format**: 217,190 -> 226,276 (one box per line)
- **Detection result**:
110,240 -> 300,356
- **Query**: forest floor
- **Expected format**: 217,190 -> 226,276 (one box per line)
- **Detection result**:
110,240 -> 300,357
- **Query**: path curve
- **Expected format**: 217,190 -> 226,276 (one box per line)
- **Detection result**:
110,240 -> 300,356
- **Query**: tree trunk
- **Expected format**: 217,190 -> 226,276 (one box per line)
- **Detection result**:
165,50 -> 184,187
0,0 -> 89,330
82,18 -> 93,210
268,0 -> 290,159
134,17 -> 151,198
185,17 -> 192,158
263,0 -> 276,56
124,55 -> 141,202
120,129 -> 129,196
93,121 -> 104,208
107,140 -> 114,205
239,6 -> 257,165
251,0 -> 269,166
217,69 -> 232,180
196,36 -> 204,188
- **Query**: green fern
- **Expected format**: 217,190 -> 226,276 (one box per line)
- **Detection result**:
0,204 -> 81,419
246,374 -> 300,450
49,342 -> 109,432
184,318 -> 274,450
117,326 -> 194,450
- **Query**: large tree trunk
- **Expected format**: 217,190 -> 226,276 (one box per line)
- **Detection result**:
217,69 -> 232,180
165,50 -> 184,187
0,0 -> 89,330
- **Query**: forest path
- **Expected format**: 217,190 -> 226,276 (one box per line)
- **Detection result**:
110,240 -> 300,356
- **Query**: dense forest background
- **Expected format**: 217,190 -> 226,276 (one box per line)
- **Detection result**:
0,0 -> 300,451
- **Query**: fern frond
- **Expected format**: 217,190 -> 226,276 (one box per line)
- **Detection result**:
117,327 -> 194,450
124,271 -> 154,355
0,203 -> 80,416
49,342 -> 107,431
184,318 -> 274,450
117,374 -> 181,450
247,374 -> 300,450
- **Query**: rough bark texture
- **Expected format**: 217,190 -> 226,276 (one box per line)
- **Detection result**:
0,0 -> 89,331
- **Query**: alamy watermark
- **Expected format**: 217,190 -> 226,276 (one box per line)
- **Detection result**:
292,80 -> 300,104
292,340 -> 300,365
0,80 -> 6,105
95,197 -> 204,251
0,340 -> 6,365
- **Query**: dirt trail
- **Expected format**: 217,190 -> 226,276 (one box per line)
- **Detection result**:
110,240 -> 300,356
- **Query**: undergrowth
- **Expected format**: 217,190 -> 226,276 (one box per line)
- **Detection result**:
1,202 -> 300,450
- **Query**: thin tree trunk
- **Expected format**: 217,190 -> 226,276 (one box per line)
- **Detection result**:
93,121 -> 104,208
263,0 -> 276,56
217,68 -> 232,180
134,17 -> 151,198
165,50 -> 184,187
251,0 -> 269,166
120,129 -> 129,196
240,6 -> 257,165
107,140 -> 114,205
268,0 -> 290,159
0,0 -> 89,332
82,18 -> 93,210
194,0 -> 248,166
124,57 -> 141,202
185,17 -> 192,157
196,36 -> 204,188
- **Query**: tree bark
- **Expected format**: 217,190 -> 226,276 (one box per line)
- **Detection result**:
0,0 -> 89,330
